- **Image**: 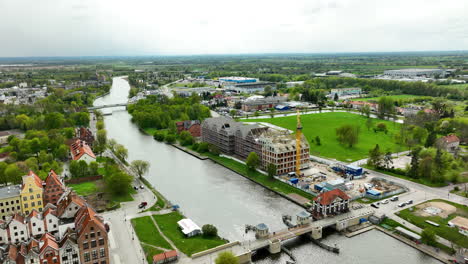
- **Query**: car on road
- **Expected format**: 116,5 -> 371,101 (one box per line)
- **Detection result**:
381,199 -> 389,204
139,185 -> 144,189
406,200 -> 413,205
398,203 -> 406,207
390,196 -> 399,202
138,202 -> 147,209
371,203 -> 379,208
133,186 -> 138,190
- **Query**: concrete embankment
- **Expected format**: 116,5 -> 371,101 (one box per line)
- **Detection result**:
375,226 -> 450,264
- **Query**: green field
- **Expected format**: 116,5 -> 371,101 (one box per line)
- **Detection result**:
141,245 -> 164,264
397,199 -> 468,248
356,95 -> 425,101
244,112 -> 402,161
438,84 -> 468,90
69,182 -> 98,196
131,216 -> 173,250
153,212 -> 226,256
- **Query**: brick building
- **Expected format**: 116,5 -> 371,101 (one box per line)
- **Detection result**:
176,120 -> 201,137
75,206 -> 109,264
76,127 -> 95,146
43,170 -> 66,206
312,189 -> 350,218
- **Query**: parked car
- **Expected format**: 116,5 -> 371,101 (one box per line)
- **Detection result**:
371,203 -> 379,208
139,185 -> 144,189
381,199 -> 389,204
406,200 -> 413,205
138,202 -> 148,209
133,186 -> 139,190
398,203 -> 406,207
390,196 -> 399,202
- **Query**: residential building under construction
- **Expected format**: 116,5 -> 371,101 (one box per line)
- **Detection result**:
201,116 -> 310,175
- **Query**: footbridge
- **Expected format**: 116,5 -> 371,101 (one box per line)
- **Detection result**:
87,103 -> 128,110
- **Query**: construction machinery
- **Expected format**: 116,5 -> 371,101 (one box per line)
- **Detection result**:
295,109 -> 302,176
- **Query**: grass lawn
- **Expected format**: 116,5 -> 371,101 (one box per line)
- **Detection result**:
438,84 -> 468,90
356,95 -> 427,102
153,212 -> 226,256
131,216 -> 173,250
111,186 -> 137,203
450,189 -> 468,198
143,128 -> 158,135
141,245 -> 164,264
69,182 -> 98,196
203,151 -> 315,200
243,112 -> 402,162
397,199 -> 468,248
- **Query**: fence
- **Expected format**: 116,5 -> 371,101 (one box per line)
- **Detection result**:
65,175 -> 103,184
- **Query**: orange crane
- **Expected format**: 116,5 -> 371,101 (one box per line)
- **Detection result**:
295,109 -> 302,177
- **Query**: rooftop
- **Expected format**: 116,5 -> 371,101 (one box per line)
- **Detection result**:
0,185 -> 21,199
177,219 -> 201,235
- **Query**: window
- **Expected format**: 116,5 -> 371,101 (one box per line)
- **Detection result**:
13,226 -> 17,230
84,252 -> 90,262
97,231 -> 101,237
99,248 -> 105,258
90,227 -> 94,231
66,248 -> 72,253
90,232 -> 95,238
29,188 -> 33,193
38,201 -> 42,205
91,240 -> 96,248
85,234 -> 88,239
53,257 -> 57,263
92,250 -> 98,260
62,256 -> 68,261
72,253 -> 78,259
16,200 -> 19,203
98,238 -> 104,246
24,204 -> 28,208
0,203 -> 3,206
33,223 -> 36,227
83,242 -> 89,249
30,195 -> 34,199
5,201 -> 8,205
100,261 -> 106,264
49,219 -> 52,223
37,194 -> 41,199
43,260 -> 47,264
32,202 -> 35,207
14,232 -> 18,236
38,228 -> 41,232
20,231 -> 24,235
23,197 -> 27,201
39,207 -> 42,212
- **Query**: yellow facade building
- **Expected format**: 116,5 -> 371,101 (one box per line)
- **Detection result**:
20,171 -> 44,215
0,185 -> 22,220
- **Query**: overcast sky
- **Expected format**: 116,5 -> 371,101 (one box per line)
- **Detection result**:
0,0 -> 467,57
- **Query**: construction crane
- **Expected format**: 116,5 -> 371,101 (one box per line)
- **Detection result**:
295,109 -> 302,177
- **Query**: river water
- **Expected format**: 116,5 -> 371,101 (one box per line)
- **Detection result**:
94,77 -> 441,264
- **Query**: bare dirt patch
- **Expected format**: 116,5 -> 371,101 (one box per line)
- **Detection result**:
415,201 -> 457,218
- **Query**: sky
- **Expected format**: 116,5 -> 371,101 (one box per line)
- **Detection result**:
0,0 -> 467,57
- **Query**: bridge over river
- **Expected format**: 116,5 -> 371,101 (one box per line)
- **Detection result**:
87,103 -> 128,110
189,207 -> 374,264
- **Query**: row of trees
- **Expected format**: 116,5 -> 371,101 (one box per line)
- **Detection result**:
128,94 -> 211,129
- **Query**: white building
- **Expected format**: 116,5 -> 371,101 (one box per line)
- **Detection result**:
383,68 -> 445,78
177,219 -> 201,237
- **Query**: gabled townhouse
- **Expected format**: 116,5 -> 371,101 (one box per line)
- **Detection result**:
43,170 -> 66,206
20,171 -> 44,215
7,213 -> 29,244
69,139 -> 96,164
59,231 -> 81,264
43,206 -> 59,234
57,191 -> 86,219
38,233 -> 61,264
18,239 -> 40,264
27,210 -> 45,238
75,206 -> 109,264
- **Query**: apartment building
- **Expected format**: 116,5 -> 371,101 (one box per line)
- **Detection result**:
0,185 -> 22,220
234,124 -> 268,160
75,206 -> 109,264
201,117 -> 239,154
43,170 -> 66,206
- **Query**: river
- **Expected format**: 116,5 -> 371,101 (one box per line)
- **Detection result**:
94,77 -> 441,264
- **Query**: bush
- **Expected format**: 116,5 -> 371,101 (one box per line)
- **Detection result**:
192,142 -> 200,151
208,144 -> 220,156
376,122 -> 387,132
165,134 -> 177,144
202,224 -> 218,237
454,186 -> 460,191
197,142 -> 209,153
153,131 -> 165,142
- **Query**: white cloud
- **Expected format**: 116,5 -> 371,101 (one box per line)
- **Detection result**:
0,0 -> 466,56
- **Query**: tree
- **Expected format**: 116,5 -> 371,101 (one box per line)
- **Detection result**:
5,163 -> 23,184
107,139 -> 117,152
0,162 -> 7,185
408,147 -> 421,179
229,109 -> 237,119
202,224 -> 218,237
197,142 -> 209,153
378,97 -> 395,119
365,118 -> 373,131
71,112 -> 90,127
367,144 -> 383,168
333,93 -> 339,101
264,85 -> 273,96
383,151 -> 393,169
114,144 -> 128,162
215,252 -> 239,264
267,163 -> 277,178
165,134 -> 176,144
425,130 -> 437,147
376,122 -> 387,132
246,152 -> 260,171
421,229 -> 436,246
208,144 -> 220,156
96,120 -> 105,130
130,160 -> 150,179
97,129 -> 107,146
269,108 -> 275,118
44,112 -> 65,129
315,136 -> 321,146
179,131 -> 194,146
105,168 -> 133,196
361,104 -> 371,118
69,160 -> 89,178
336,124 -> 360,148
88,162 -> 99,176
25,157 -> 39,172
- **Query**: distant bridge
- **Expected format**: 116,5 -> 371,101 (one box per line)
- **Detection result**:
87,103 -> 128,110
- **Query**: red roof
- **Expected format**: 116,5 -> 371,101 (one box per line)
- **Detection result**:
75,206 -> 106,238
39,233 -> 59,253
70,139 -> 96,160
153,250 -> 178,262
442,134 -> 460,144
21,171 -> 44,191
313,189 -> 350,206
